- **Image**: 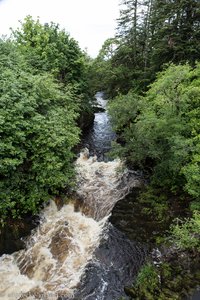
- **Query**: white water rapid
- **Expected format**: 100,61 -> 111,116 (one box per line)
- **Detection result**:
0,93 -> 143,300
76,149 -> 141,221
0,201 -> 107,299
0,152 -> 141,300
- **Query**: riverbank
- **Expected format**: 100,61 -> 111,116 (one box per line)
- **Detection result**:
111,188 -> 200,300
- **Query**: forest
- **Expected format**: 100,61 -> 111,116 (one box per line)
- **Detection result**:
0,0 -> 200,299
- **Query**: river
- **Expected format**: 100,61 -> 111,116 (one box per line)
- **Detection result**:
0,92 -> 146,300
0,92 -> 199,300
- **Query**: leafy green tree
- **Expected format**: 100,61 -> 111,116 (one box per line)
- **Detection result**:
86,38 -> 121,97
12,16 -> 95,129
12,16 -> 84,84
0,40 -> 80,220
109,63 -> 200,199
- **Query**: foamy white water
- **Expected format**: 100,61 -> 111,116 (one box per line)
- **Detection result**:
0,151 -> 141,300
76,149 -> 142,220
0,201 -> 107,300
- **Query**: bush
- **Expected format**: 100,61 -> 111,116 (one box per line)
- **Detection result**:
170,211 -> 200,252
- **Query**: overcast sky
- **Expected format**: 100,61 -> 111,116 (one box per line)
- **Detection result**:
0,0 -> 120,57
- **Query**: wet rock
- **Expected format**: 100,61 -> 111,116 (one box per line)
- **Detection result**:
50,227 -> 72,263
0,216 -> 39,255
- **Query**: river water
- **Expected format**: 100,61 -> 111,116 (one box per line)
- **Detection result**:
0,92 -> 146,300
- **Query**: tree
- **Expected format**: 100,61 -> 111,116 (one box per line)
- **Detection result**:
0,40 -> 80,220
150,0 -> 200,71
115,0 -> 153,91
97,0 -> 200,98
12,16 -> 95,130
109,63 -> 200,199
12,16 -> 84,84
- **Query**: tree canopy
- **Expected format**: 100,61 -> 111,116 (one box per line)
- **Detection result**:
0,17 -> 93,220
91,0 -> 200,97
109,63 -> 200,200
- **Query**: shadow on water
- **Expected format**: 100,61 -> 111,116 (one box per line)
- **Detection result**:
73,225 -> 147,300
110,189 -> 190,245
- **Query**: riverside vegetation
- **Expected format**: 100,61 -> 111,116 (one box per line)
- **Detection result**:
0,0 -> 200,299
0,16 -> 94,222
89,0 -> 200,298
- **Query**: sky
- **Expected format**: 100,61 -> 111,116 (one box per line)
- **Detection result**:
0,0 -> 120,57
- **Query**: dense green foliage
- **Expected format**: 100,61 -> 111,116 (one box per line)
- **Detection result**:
109,63 -> 200,200
170,211 -> 200,251
150,0 -> 200,72
12,16 -> 84,84
97,2 -> 200,294
0,40 -> 80,220
94,3 -> 200,298
0,17 -> 93,220
12,16 -> 94,121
